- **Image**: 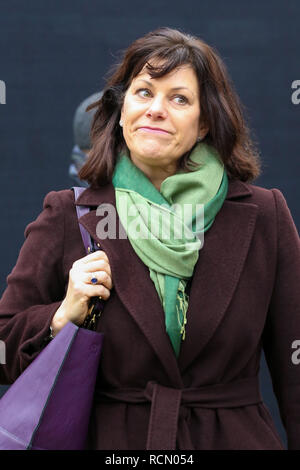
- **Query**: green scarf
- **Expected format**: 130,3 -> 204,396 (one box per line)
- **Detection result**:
112,142 -> 228,357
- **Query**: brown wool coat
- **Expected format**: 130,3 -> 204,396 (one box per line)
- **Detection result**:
0,179 -> 300,450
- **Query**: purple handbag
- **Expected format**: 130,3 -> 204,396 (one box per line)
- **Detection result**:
0,187 -> 104,450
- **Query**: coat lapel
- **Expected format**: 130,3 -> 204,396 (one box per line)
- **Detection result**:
74,179 -> 257,381
178,180 -> 258,372
75,184 -> 184,386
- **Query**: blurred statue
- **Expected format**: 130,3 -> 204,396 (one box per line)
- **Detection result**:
69,91 -> 103,187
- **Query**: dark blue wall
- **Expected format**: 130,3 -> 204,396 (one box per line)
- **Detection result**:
1,0 -> 299,448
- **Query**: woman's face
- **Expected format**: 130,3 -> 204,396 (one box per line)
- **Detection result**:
120,64 -> 204,175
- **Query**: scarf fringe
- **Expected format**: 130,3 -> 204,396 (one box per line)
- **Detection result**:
176,280 -> 189,341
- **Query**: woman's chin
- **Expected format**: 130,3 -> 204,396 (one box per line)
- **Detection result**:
136,142 -> 171,160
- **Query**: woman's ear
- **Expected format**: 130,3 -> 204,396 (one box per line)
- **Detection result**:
120,106 -> 124,126
198,124 -> 209,141
201,128 -> 209,140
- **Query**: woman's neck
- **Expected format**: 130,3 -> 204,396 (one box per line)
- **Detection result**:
130,156 -> 179,192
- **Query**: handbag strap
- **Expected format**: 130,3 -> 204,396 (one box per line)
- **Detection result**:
72,186 -> 95,253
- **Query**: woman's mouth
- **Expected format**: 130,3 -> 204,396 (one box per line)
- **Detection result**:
138,127 -> 170,135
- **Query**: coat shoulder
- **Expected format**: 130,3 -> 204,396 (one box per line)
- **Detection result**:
227,178 -> 279,210
41,188 -> 77,215
228,178 -> 279,203
226,179 -> 292,229
244,181 -> 280,200
44,188 -> 76,205
23,189 -> 76,239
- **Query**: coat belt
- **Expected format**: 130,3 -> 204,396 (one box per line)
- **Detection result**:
94,376 -> 263,450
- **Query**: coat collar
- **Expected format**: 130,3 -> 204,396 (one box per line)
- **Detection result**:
73,179 -> 257,384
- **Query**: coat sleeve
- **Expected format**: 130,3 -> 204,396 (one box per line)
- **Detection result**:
262,188 -> 300,450
0,191 -> 67,384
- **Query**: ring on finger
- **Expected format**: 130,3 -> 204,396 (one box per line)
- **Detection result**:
90,273 -> 99,284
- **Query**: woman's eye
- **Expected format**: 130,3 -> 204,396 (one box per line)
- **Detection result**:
137,88 -> 151,98
173,95 -> 188,105
136,89 -> 188,104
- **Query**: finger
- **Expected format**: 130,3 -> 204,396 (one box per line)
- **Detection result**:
84,271 -> 113,290
82,259 -> 112,277
83,283 -> 111,301
82,250 -> 109,264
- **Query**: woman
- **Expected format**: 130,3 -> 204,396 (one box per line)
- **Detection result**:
0,27 -> 299,450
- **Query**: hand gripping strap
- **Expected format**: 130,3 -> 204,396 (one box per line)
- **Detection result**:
71,187 -> 105,323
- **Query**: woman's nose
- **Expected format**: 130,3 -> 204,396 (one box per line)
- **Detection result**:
145,95 -> 168,119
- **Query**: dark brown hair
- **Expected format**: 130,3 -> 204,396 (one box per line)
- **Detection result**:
79,27 -> 261,187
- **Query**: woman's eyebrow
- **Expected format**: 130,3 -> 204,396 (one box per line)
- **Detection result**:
134,78 -> 194,95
